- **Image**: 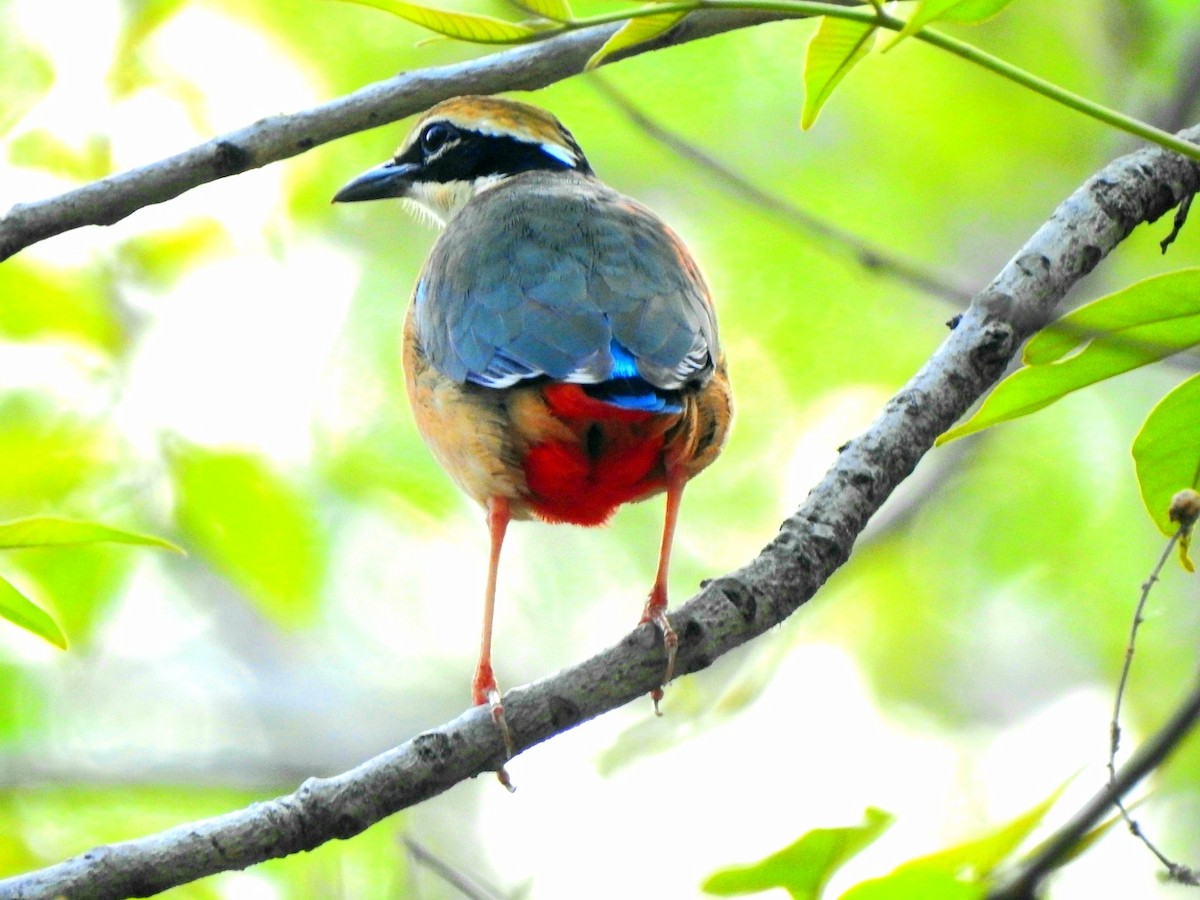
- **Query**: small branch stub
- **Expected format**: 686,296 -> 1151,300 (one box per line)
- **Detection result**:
1168,488 -> 1200,528
1169,488 -> 1200,572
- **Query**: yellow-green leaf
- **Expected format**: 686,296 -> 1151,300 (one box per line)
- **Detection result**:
110,0 -> 189,96
0,395 -> 116,506
0,574 -> 66,649
168,441 -> 325,627
508,0 -> 572,22
841,780 -> 1069,899
1023,269 -> 1200,365
0,34 -> 53,139
335,0 -> 537,43
840,867 -> 983,900
0,259 -> 124,354
8,130 -> 113,181
898,778 -> 1071,879
586,10 -> 688,70
1024,811 -> 1121,871
939,269 -> 1200,443
0,517 -> 181,553
116,219 -> 230,289
885,0 -> 1016,51
703,808 -> 893,898
1133,373 -> 1200,536
801,16 -> 878,130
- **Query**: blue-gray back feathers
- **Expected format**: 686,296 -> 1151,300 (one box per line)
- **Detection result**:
413,171 -> 718,397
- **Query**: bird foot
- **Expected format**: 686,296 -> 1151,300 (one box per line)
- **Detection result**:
640,604 -> 677,715
484,686 -> 515,760
474,669 -> 516,790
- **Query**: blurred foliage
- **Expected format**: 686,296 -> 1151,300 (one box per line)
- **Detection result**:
1,0 -> 1200,896
167,439 -> 326,627
0,260 -> 124,352
704,784 -> 1089,898
0,518 -> 181,648
703,807 -> 894,898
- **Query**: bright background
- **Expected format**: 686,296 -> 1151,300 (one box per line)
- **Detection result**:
2,0 -> 1199,896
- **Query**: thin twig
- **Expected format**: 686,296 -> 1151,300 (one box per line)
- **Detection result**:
1106,528 -> 1199,882
403,837 -> 508,900
590,76 -> 975,306
1109,531 -> 1182,774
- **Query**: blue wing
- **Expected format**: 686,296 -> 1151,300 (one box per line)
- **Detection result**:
413,172 -> 718,405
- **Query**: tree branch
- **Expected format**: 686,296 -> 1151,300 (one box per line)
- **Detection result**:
0,8 -> 802,263
2,92 -> 1196,896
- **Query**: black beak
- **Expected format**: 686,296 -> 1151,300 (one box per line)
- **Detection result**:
332,160 -> 419,203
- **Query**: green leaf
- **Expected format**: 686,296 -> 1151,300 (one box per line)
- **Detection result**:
168,441 -> 325,627
703,808 -> 893,898
334,0 -> 537,43
0,574 -> 67,649
885,0 -> 1016,50
507,0 -> 572,22
801,16 -> 878,129
586,10 -> 689,70
8,543 -> 137,645
1133,373 -> 1200,535
939,269 -> 1200,443
0,518 -> 180,553
1023,269 -> 1200,364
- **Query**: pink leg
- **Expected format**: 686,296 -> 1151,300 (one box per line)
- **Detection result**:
640,469 -> 686,714
473,497 -> 515,784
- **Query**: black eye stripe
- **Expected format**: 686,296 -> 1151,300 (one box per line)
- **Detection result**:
405,129 -> 592,182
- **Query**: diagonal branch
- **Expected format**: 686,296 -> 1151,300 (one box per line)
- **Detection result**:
0,8 -> 805,263
989,671 -> 1200,900
2,105 -> 1196,899
590,76 -> 975,306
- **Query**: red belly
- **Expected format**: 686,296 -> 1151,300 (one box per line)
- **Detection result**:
522,384 -> 670,526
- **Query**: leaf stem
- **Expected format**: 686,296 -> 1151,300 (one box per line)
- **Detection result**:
560,1 -> 1200,163
911,26 -> 1200,163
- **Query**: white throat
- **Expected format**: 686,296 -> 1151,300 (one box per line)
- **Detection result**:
404,174 -> 505,226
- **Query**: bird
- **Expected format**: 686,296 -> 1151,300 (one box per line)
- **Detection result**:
333,95 -> 732,765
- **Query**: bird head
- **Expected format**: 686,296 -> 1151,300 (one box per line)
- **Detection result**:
332,95 -> 593,224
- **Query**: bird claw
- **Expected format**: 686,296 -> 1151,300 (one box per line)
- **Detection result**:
641,605 -> 677,713
485,686 -> 515,760
475,677 -> 516,789
496,764 -> 515,793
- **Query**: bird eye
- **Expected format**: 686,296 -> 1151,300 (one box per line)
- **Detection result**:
421,123 -> 455,155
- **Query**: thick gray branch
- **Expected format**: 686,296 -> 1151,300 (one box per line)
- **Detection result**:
0,9 -> 794,262
2,111 -> 1196,898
